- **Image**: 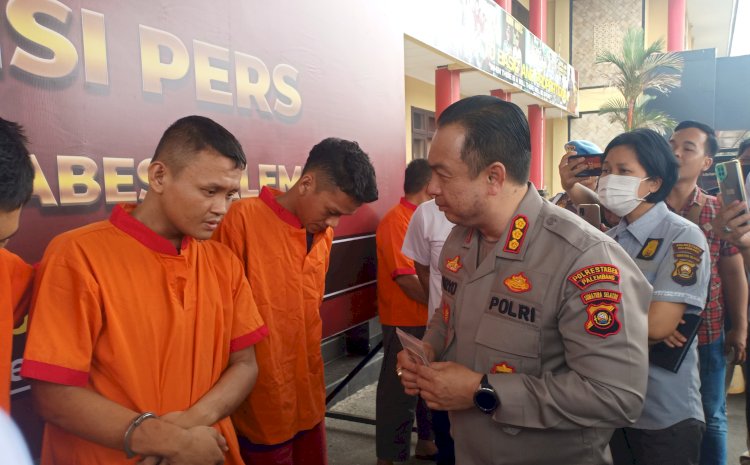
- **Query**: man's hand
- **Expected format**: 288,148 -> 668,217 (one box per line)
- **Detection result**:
167,426 -> 227,465
713,199 -> 750,250
726,328 -> 748,364
559,153 -> 594,192
396,343 -> 436,396
414,362 -> 483,411
661,324 -> 687,348
138,418 -> 226,465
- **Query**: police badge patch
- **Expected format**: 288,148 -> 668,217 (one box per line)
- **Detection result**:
580,290 -> 621,338
503,215 -> 529,254
671,243 -> 703,286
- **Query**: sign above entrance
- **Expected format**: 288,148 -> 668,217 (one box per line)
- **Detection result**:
404,0 -> 579,114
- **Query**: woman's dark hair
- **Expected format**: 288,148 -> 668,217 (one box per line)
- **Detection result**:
603,128 -> 678,203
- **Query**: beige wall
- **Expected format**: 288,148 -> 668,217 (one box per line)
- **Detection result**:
404,76 -> 436,163
645,0 -> 668,47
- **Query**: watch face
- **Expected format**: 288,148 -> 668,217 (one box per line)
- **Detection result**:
475,389 -> 498,412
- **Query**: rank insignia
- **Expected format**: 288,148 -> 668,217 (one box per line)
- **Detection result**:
442,301 -> 450,324
567,264 -> 620,290
581,291 -> 621,338
503,215 -> 529,254
671,243 -> 703,286
491,362 -> 516,374
504,272 -> 531,293
445,255 -> 462,273
636,238 -> 663,260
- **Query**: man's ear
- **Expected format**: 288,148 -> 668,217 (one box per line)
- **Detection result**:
148,161 -> 167,194
701,155 -> 714,173
486,162 -> 507,194
297,172 -> 315,195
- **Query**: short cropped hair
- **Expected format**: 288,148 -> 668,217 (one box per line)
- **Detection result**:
404,158 -> 431,195
302,138 -> 378,204
674,120 -> 719,157
437,96 -> 531,183
0,118 -> 35,212
152,115 -> 246,172
738,139 -> 750,158
604,128 -> 678,203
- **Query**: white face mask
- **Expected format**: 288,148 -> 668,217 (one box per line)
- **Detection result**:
596,175 -> 650,217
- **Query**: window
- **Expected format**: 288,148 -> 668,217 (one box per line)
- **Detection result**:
411,107 -> 436,159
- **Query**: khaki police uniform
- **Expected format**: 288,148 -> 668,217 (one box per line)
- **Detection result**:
423,186 -> 651,465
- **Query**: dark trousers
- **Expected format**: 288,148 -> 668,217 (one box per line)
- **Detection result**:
432,409 -> 455,465
610,418 -> 705,465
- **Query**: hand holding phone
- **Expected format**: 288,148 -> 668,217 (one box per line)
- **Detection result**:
716,160 -> 749,226
568,154 -> 603,177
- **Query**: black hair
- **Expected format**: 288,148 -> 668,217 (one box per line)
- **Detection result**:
738,139 -> 750,158
152,115 -> 246,171
0,118 -> 35,212
404,158 -> 431,195
302,137 -> 378,204
603,128 -> 678,203
674,120 -> 719,157
437,95 -> 530,183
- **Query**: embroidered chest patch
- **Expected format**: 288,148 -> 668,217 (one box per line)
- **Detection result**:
636,238 -> 663,260
503,272 -> 531,293
503,215 -> 529,254
445,255 -> 463,273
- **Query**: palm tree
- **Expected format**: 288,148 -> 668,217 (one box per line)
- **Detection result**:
596,28 -> 683,134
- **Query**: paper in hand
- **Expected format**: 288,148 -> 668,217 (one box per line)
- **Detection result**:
396,328 -> 430,366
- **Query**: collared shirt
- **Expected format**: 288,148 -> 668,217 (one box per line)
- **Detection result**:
674,188 -> 739,345
607,201 -> 709,429
423,185 -> 651,465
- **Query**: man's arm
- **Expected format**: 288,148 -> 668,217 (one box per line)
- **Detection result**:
31,381 -> 226,463
648,301 -> 687,342
719,253 -> 748,363
414,262 -> 430,297
395,274 -> 428,305
713,199 -> 750,264
163,346 -> 259,428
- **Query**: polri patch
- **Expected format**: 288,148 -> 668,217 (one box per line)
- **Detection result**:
503,215 -> 529,254
503,272 -> 531,293
445,255 -> 463,273
636,238 -> 663,260
491,362 -> 516,374
582,292 -> 621,338
671,242 -> 703,286
567,264 -> 620,290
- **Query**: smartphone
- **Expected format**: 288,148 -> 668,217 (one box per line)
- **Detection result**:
716,160 -> 749,225
578,203 -> 601,229
568,153 -> 603,177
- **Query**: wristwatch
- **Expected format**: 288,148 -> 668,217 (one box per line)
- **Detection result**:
473,374 -> 500,414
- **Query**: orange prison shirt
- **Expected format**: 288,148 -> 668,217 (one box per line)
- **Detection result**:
213,187 -> 333,445
0,249 -> 33,412
376,198 -> 428,327
21,204 -> 268,465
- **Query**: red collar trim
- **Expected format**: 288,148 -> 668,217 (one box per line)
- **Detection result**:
259,187 -> 303,228
109,204 -> 190,256
400,197 -> 417,211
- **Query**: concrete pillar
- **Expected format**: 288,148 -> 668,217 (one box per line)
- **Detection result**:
490,89 -> 511,101
528,105 -> 544,188
435,67 -> 461,119
529,0 -> 547,42
668,0 -> 686,52
494,0 -> 511,12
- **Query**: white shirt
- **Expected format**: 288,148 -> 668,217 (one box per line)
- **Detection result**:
0,412 -> 33,465
401,199 -> 455,320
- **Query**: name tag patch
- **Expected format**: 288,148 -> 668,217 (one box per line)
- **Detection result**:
568,264 -> 620,290
488,296 -> 536,323
442,276 -> 458,295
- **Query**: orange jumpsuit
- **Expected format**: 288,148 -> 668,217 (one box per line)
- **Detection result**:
21,204 -> 268,465
376,198 -> 428,327
213,187 -> 333,445
0,249 -> 33,412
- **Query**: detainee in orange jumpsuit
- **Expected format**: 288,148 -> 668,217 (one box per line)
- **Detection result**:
213,137 -> 378,465
375,159 -> 436,465
21,116 -> 268,465
0,118 -> 35,413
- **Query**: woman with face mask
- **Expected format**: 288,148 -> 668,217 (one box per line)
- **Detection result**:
601,129 -> 711,465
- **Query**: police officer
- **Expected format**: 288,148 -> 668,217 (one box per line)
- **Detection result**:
396,96 -> 651,465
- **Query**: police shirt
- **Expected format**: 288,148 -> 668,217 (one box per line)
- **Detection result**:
423,186 -> 651,465
607,201 -> 709,430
